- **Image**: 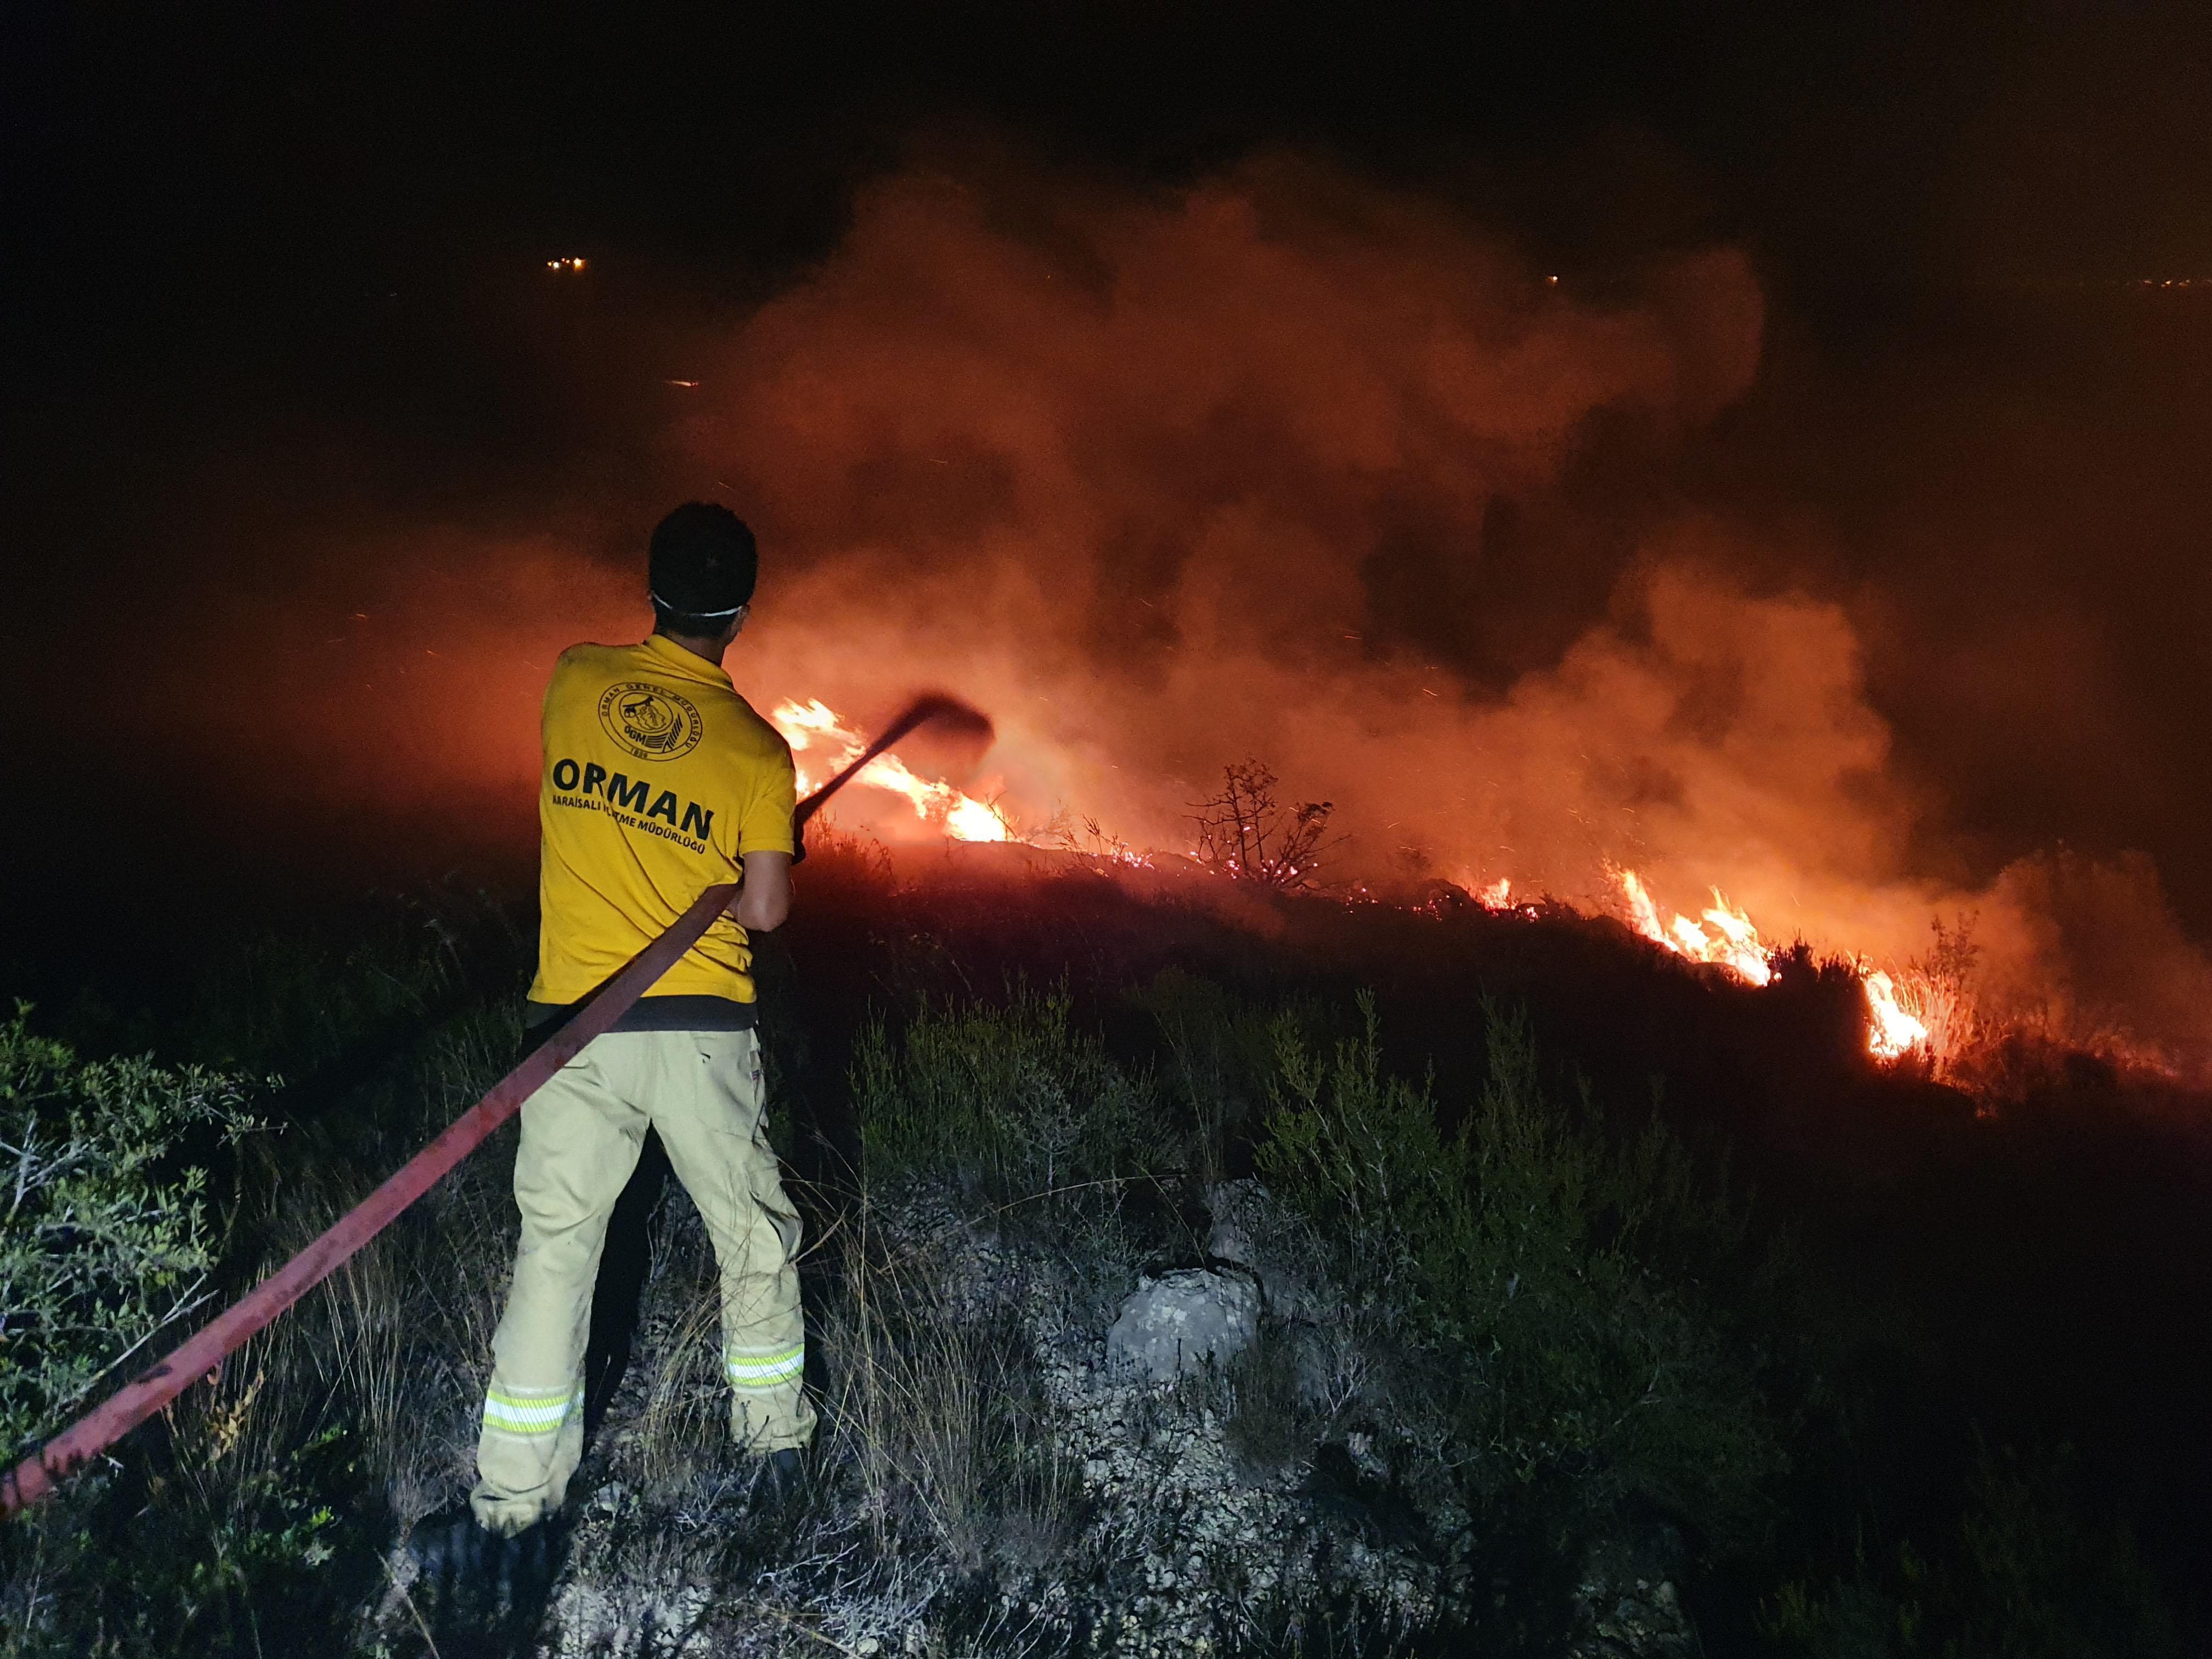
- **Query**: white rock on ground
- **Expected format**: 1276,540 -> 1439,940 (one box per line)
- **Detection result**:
1104,1268 -> 1260,1381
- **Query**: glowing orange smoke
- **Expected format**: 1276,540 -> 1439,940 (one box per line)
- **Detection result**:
771,698 -> 1010,842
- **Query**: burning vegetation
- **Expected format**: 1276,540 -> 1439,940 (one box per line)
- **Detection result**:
763,695 -> 2002,1074
774,697 -> 1011,844
668,149 -> 2209,1082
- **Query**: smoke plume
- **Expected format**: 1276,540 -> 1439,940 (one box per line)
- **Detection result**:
655,150 -> 2202,1058
48,145 -> 2209,1063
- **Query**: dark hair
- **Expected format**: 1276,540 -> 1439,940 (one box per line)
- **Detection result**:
648,503 -> 757,634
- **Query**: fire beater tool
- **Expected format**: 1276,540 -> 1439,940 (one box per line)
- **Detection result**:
1,691 -> 993,1517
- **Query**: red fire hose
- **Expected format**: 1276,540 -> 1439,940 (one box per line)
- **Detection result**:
1,691 -> 991,1519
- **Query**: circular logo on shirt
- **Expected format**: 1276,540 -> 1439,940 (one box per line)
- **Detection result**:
597,683 -> 704,760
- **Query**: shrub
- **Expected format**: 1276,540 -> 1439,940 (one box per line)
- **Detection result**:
1763,1443 -> 2180,1658
1127,967 -> 1283,1191
0,1009 -> 260,1462
1258,996 -> 1790,1551
853,986 -> 1176,1210
1189,759 -> 1341,891
1,991 -> 518,1657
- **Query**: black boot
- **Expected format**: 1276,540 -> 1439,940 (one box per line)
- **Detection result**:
496,1513 -> 563,1609
752,1446 -> 806,1507
409,1503 -> 565,1622
409,1503 -> 495,1603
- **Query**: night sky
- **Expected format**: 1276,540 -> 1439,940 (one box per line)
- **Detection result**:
4,3 -> 2210,1006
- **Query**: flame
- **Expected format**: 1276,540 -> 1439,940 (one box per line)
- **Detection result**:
772,696 -> 858,794
1616,869 -> 1775,988
1476,877 -> 1513,909
1863,969 -> 1931,1059
1615,867 -> 1939,1060
770,697 -> 1009,843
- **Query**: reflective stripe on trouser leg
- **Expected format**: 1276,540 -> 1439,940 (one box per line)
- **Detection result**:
648,1028 -> 817,1453
482,1379 -> 583,1439
478,1377 -> 584,1515
726,1342 -> 809,1450
473,1376 -> 587,1537
726,1345 -> 806,1393
470,1039 -> 650,1536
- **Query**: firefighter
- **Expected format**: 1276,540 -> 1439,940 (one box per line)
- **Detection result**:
421,503 -> 810,1586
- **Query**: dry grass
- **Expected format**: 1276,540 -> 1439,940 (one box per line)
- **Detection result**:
258,1005 -> 528,1532
526,1180 -> 1087,1657
625,1188 -> 1082,1572
623,1188 -> 735,1502
818,1200 -> 1077,1573
321,1163 -> 514,1528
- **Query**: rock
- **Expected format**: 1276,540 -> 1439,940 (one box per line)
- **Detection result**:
1568,1531 -> 1703,1657
1106,1269 -> 1260,1380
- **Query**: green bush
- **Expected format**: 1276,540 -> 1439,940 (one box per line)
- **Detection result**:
853,986 -> 1177,1210
0,1009 -> 261,1460
1126,967 -> 1284,1191
1258,996 -> 1790,1550
0,990 -> 524,1658
1764,1443 -> 2179,1659
48,890 -> 517,1080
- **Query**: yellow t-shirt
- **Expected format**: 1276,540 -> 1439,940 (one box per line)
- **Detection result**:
527,633 -> 795,1008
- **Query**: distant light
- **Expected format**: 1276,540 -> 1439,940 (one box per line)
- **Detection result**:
1547,274 -> 1560,285
664,379 -> 700,388
545,256 -> 588,272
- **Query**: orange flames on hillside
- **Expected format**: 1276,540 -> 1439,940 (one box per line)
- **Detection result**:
770,696 -> 1939,1064
1615,869 -> 1774,988
1602,868 -> 1930,1059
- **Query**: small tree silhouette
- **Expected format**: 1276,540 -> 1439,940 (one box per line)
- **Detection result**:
1190,760 -> 1340,891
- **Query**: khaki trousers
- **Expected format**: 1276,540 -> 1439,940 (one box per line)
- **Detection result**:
470,1027 -> 814,1534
